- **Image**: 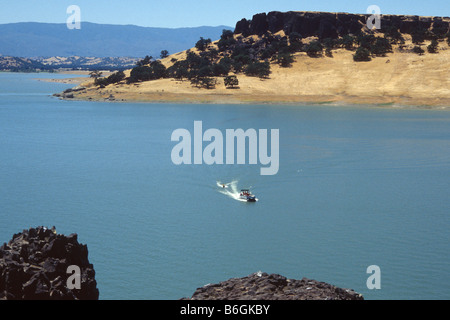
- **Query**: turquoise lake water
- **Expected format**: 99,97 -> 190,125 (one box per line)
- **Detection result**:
0,72 -> 449,300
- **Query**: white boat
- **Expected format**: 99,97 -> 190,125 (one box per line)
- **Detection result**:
240,189 -> 257,202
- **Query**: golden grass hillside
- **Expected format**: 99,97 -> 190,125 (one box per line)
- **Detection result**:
67,37 -> 450,108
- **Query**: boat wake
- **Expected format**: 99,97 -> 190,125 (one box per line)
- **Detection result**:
216,180 -> 258,202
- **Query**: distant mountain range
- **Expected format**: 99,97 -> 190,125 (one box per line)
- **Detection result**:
0,22 -> 233,58
0,55 -> 140,71
0,56 -> 45,72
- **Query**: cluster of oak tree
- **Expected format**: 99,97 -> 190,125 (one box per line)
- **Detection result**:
92,25 -> 450,88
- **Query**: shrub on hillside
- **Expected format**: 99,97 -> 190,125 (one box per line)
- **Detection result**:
427,39 -> 439,53
340,34 -> 356,50
356,33 -> 376,50
383,26 -> 404,44
432,22 -> 449,40
288,32 -> 303,52
128,61 -> 167,83
353,47 -> 372,62
136,55 -> 153,67
224,75 -> 239,89
167,60 -> 189,80
305,41 -> 323,57
95,71 -> 125,86
323,38 -> 337,57
412,46 -> 425,55
411,26 -> 427,44
160,50 -> 169,59
217,30 -> 237,52
277,52 -> 295,67
191,76 -> 216,89
244,61 -> 271,78
195,37 -> 212,52
371,37 -> 393,56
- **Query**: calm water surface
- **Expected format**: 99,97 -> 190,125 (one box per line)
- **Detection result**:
0,72 -> 449,300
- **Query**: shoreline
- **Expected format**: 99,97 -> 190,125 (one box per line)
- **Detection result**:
38,77 -> 89,84
52,46 -> 450,110
59,92 -> 450,110
35,70 -> 113,85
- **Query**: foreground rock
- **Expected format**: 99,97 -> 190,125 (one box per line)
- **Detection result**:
0,227 -> 99,300
184,272 -> 364,300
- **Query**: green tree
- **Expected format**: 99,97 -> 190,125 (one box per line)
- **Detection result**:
218,56 -> 232,68
197,65 -> 213,78
432,22 -> 449,40
128,66 -> 152,82
136,55 -> 153,66
340,34 -> 355,50
128,61 -> 167,83
427,39 -> 439,53
200,77 -> 216,89
217,29 -> 236,51
186,51 -> 202,69
412,46 -> 425,55
383,26 -> 404,44
288,32 -> 303,52
89,70 -> 102,79
224,75 -> 239,89
160,50 -> 169,59
259,45 -> 277,60
195,37 -> 212,51
232,53 -> 252,65
211,63 -> 230,77
305,41 -> 323,57
107,70 -> 125,84
322,38 -> 337,50
356,33 -> 376,50
150,60 -> 168,79
232,61 -> 244,73
191,76 -> 216,89
411,27 -> 426,44
167,61 -> 189,80
200,48 -> 219,62
275,37 -> 291,54
244,61 -> 271,79
277,52 -> 295,67
95,71 -> 125,86
323,38 -> 337,57
353,47 -> 372,62
371,37 -> 392,56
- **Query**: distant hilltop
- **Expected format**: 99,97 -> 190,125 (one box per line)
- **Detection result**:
234,11 -> 450,38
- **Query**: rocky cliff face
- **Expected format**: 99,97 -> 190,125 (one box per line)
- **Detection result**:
234,11 -> 450,39
0,227 -> 99,300
183,272 -> 364,300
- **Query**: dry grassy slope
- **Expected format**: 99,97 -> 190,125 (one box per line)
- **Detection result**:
75,37 -> 450,107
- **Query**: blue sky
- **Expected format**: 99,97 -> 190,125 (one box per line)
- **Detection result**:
1,0 -> 449,28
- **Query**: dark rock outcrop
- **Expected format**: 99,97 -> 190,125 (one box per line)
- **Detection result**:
183,272 -> 364,300
234,11 -> 450,39
0,227 -> 99,300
